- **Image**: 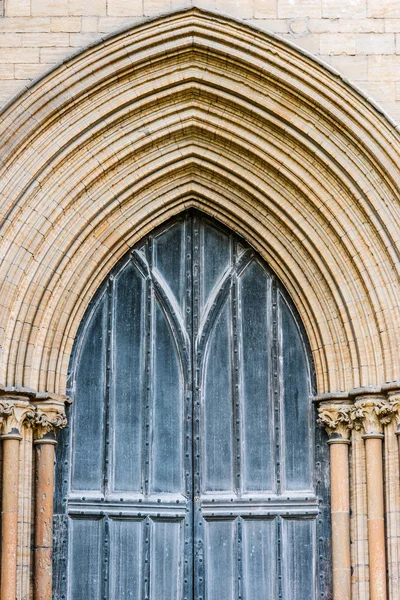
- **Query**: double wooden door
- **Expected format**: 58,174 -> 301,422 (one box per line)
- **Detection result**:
54,211 -> 330,600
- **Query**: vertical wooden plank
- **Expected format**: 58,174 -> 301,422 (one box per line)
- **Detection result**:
151,303 -> 183,494
282,518 -> 316,600
239,261 -> 273,492
200,222 -> 231,309
242,518 -> 277,600
203,301 -> 234,492
71,295 -> 107,492
153,221 -> 186,310
150,520 -> 182,600
68,518 -> 103,600
205,520 -> 236,600
109,519 -> 143,600
279,294 -> 312,491
111,263 -> 145,493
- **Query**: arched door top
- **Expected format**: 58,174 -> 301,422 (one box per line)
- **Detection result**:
0,8 -> 399,395
59,211 -> 330,600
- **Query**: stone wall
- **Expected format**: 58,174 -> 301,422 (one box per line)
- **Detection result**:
1,0 -> 400,123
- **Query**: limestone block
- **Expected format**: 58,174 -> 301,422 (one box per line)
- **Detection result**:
21,33 -> 70,46
171,0 -> 192,8
249,18 -> 288,33
322,0 -> 366,18
50,17 -> 81,32
254,0 -> 277,19
360,80 -> 396,102
31,0 -> 69,16
216,0 -> 253,19
81,17 -> 99,32
368,55 -> 400,81
0,79 -> 29,103
385,19 -> 400,32
143,0 -> 172,17
320,32 -> 356,54
0,34 -> 22,47
14,63 -> 48,79
107,0 -> 143,17
39,46 -> 73,63
69,32 -> 102,46
0,47 -> 40,63
397,33 -> 400,52
69,0 -> 107,16
329,54 -> 368,80
356,33 -> 395,54
309,18 -> 384,33
98,17 -> 141,32
290,32 -> 320,53
368,0 -> 400,18
6,0 -> 30,17
278,0 -> 322,19
0,64 -> 15,78
0,18 -> 51,32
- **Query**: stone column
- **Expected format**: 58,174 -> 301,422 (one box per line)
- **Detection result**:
32,401 -> 67,600
0,398 -> 35,600
318,401 -> 353,600
352,395 -> 397,600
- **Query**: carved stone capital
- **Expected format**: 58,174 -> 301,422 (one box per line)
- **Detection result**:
0,397 -> 36,438
351,395 -> 397,437
31,400 -> 67,442
317,401 -> 354,441
386,391 -> 400,434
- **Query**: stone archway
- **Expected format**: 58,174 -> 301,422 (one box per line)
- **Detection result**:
0,8 -> 400,600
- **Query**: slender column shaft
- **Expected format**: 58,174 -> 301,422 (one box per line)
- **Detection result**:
364,435 -> 387,600
34,437 -> 56,600
0,433 -> 22,600
329,439 -> 351,600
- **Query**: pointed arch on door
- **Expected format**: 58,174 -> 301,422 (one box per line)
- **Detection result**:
0,8 -> 400,396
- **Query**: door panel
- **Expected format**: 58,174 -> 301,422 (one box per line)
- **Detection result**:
239,261 -> 273,493
61,210 -> 329,600
112,264 -> 144,493
71,295 -> 107,493
203,300 -> 234,493
151,302 -> 183,494
68,518 -> 103,600
242,518 -> 277,600
109,519 -> 142,600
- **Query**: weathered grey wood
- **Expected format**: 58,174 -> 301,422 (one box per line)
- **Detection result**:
242,518 -> 277,600
279,293 -> 313,491
203,301 -> 233,493
150,519 -> 182,600
71,295 -> 107,492
205,520 -> 235,600
111,264 -> 144,493
109,518 -> 142,600
60,211 -> 331,600
239,261 -> 273,493
68,518 -> 103,600
282,518 -> 316,600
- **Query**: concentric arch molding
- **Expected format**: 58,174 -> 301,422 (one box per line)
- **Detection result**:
0,8 -> 400,396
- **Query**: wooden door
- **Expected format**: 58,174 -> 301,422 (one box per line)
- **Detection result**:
53,211 -> 331,600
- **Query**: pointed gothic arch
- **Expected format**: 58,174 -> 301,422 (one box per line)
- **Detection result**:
0,9 -> 399,397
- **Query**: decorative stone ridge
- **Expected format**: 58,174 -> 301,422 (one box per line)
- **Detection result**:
0,388 -> 69,438
315,385 -> 400,439
32,400 -> 67,441
317,402 -> 354,440
351,395 -> 397,437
